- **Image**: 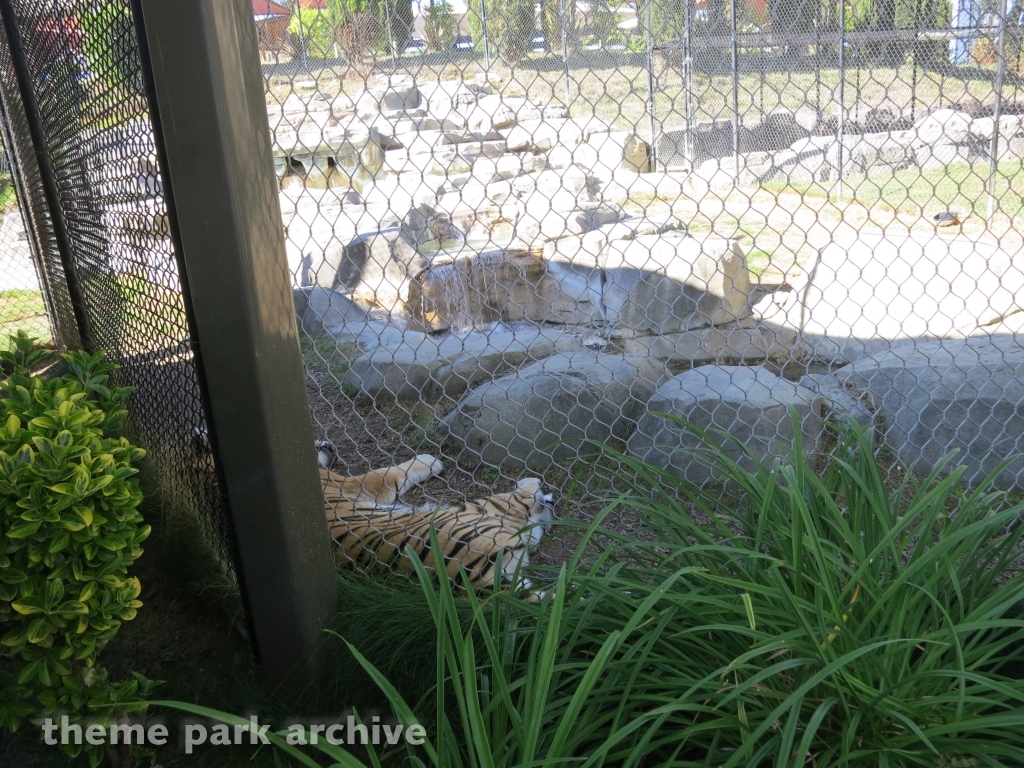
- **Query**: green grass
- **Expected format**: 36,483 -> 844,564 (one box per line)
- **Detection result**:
300,337 -> 358,382
0,289 -> 51,349
765,159 -> 1024,221
0,175 -> 15,212
149,418 -> 1024,767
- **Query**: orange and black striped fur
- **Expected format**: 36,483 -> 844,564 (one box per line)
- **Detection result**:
316,441 -> 554,591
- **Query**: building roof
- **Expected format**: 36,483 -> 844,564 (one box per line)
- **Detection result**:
253,0 -> 291,17
297,0 -> 328,8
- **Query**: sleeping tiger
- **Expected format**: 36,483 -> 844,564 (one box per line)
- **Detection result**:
191,429 -> 554,593
315,441 -> 555,593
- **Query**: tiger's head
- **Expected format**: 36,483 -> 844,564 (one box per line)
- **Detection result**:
512,477 -> 555,549
315,440 -> 338,469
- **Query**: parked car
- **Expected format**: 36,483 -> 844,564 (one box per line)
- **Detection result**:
404,36 -> 427,53
454,34 -> 473,49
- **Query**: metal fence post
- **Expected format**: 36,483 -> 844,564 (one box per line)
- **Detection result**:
644,0 -> 657,171
480,0 -> 491,71
0,0 -> 95,352
684,0 -> 694,171
559,0 -> 571,104
836,0 -> 846,201
987,0 -> 1008,226
730,0 -> 740,178
134,0 -> 337,694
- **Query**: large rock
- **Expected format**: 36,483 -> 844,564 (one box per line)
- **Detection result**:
408,249 -> 604,332
622,322 -> 794,365
914,109 -> 973,146
626,366 -> 825,486
601,233 -> 752,337
467,95 -> 529,133
343,326 -> 582,400
797,373 -> 874,428
408,249 -> 535,332
439,352 -> 669,468
512,201 -> 626,245
761,233 -> 1024,364
298,287 -> 407,349
334,228 -> 427,311
835,334 -> 1024,486
355,83 -> 421,120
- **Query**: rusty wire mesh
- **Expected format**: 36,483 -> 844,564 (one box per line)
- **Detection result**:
266,0 -> 1024,575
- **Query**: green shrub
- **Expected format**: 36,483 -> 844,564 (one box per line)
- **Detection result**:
0,332 -> 153,767
79,2 -> 143,95
325,0 -> 412,57
289,8 -> 339,59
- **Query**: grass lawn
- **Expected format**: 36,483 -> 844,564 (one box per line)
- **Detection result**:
0,289 -> 50,349
764,158 -> 1024,220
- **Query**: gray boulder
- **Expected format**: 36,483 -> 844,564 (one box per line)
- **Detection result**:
626,366 -> 825,486
797,373 -> 875,429
334,228 -> 428,312
835,334 -> 1024,486
439,352 -> 669,468
601,233 -> 752,337
343,326 -> 582,401
622,322 -> 794,365
298,286 -> 407,349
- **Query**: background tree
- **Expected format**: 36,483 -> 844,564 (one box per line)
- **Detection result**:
424,1 -> 458,51
467,0 -> 536,64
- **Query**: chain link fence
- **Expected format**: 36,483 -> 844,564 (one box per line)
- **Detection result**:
266,0 -> 1024,570
0,142 -> 52,350
0,1 -> 236,577
4,0 -> 1023,593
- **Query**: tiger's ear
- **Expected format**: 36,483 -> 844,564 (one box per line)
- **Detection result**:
514,478 -> 542,497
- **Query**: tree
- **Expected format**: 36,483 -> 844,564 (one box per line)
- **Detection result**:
467,0 -> 536,64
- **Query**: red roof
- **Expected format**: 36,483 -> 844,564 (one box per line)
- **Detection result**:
297,0 -> 327,7
252,0 -> 290,16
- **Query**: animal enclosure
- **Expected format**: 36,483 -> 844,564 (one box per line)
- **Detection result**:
2,0 -> 1024,683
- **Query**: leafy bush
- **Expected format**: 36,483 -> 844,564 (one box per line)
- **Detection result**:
326,0 -> 413,57
288,8 -> 339,59
155,417 -> 1024,766
0,332 -> 152,767
79,2 -> 144,95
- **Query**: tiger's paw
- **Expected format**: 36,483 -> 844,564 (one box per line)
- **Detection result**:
410,454 -> 444,482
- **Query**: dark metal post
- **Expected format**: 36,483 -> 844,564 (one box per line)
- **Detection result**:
644,0 -> 657,171
987,0 -> 1008,225
0,1 -> 95,352
683,0 -> 694,171
730,0 -> 740,178
134,0 -> 337,694
836,0 -> 846,201
559,0 -> 571,104
480,0 -> 491,71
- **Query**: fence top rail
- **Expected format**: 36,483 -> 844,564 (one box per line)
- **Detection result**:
656,25 -> 1010,51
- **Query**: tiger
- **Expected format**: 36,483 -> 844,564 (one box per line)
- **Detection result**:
190,429 -> 554,593
315,441 -> 555,593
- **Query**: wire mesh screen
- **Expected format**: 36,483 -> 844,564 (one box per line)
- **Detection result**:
0,1 -> 235,577
264,0 -> 1024,581
0,145 -> 52,349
